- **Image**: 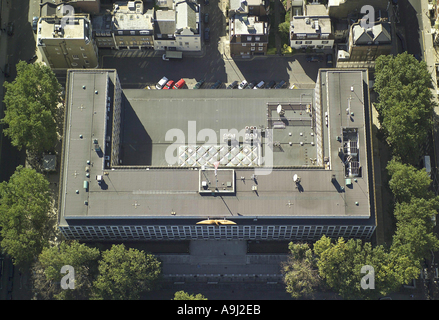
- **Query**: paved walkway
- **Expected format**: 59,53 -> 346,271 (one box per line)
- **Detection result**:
157,240 -> 288,283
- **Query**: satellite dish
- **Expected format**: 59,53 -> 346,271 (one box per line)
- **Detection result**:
277,104 -> 285,117
293,174 -> 301,183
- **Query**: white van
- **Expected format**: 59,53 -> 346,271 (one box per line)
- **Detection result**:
156,76 -> 168,89
254,81 -> 265,89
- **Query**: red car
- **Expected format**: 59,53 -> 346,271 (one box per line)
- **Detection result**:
173,78 -> 185,89
163,80 -> 174,89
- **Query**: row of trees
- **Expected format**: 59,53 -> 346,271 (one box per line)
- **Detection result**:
33,241 -> 162,300
282,52 -> 439,299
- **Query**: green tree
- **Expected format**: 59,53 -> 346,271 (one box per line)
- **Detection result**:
0,165 -> 55,266
281,243 -> 320,299
34,241 -> 100,300
92,244 -> 161,300
173,291 -> 208,300
374,52 -> 435,164
313,236 -> 406,300
386,158 -> 434,203
2,61 -> 62,154
390,197 -> 439,264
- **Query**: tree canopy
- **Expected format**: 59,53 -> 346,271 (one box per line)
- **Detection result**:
2,61 -> 62,154
374,52 -> 435,164
386,158 -> 434,203
34,241 -> 100,300
91,244 -> 161,300
173,291 -> 208,300
0,165 -> 55,266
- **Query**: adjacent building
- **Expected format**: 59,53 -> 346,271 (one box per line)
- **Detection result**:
112,1 -> 155,50
37,13 -> 99,69
58,68 -> 376,241
290,4 -> 334,50
347,18 -> 392,61
229,14 -> 268,56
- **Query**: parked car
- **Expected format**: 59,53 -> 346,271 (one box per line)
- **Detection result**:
238,80 -> 248,89
163,80 -> 175,89
204,0 -> 209,5
7,22 -> 13,36
265,80 -> 275,89
306,55 -> 323,62
227,81 -> 239,89
204,13 -> 209,24
254,81 -> 265,89
27,54 -> 37,64
246,80 -> 257,89
173,78 -> 185,89
32,16 -> 39,32
204,28 -> 210,42
274,80 -> 286,89
326,54 -> 333,67
210,80 -> 221,89
156,76 -> 168,89
193,78 -> 205,89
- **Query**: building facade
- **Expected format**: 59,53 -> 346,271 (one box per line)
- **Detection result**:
37,14 -> 99,69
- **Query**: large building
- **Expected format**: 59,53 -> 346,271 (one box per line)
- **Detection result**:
58,68 -> 376,241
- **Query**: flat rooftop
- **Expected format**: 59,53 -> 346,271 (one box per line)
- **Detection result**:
59,69 -> 373,225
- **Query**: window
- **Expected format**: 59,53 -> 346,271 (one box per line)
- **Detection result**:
140,31 -> 150,35
247,36 -> 252,41
258,47 -> 263,51
305,41 -> 312,44
130,31 -> 135,35
72,55 -> 79,60
118,31 -> 123,35
295,41 -> 302,44
255,36 -> 260,41
242,43 -> 246,47
251,43 -> 255,46
322,40 -> 329,44
251,47 -> 255,51
82,53 -> 87,58
80,47 -> 85,50
71,62 -> 78,66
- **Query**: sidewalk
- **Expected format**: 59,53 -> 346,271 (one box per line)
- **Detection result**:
156,240 -> 288,284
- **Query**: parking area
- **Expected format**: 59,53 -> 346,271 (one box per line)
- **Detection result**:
101,0 -> 329,90
102,51 -> 326,90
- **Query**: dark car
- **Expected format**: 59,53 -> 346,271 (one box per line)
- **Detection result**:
27,54 -> 37,64
204,13 -> 209,24
204,0 -> 209,5
274,80 -> 286,89
7,22 -> 13,36
246,80 -> 257,89
326,54 -> 333,67
204,28 -> 210,42
227,81 -> 239,89
210,80 -> 221,89
265,80 -> 275,89
193,78 -> 205,89
306,55 -> 323,62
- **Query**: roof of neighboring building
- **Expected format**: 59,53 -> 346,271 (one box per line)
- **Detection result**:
291,14 -> 331,35
175,0 -> 199,34
352,20 -> 391,44
154,10 -> 176,35
231,14 -> 267,35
